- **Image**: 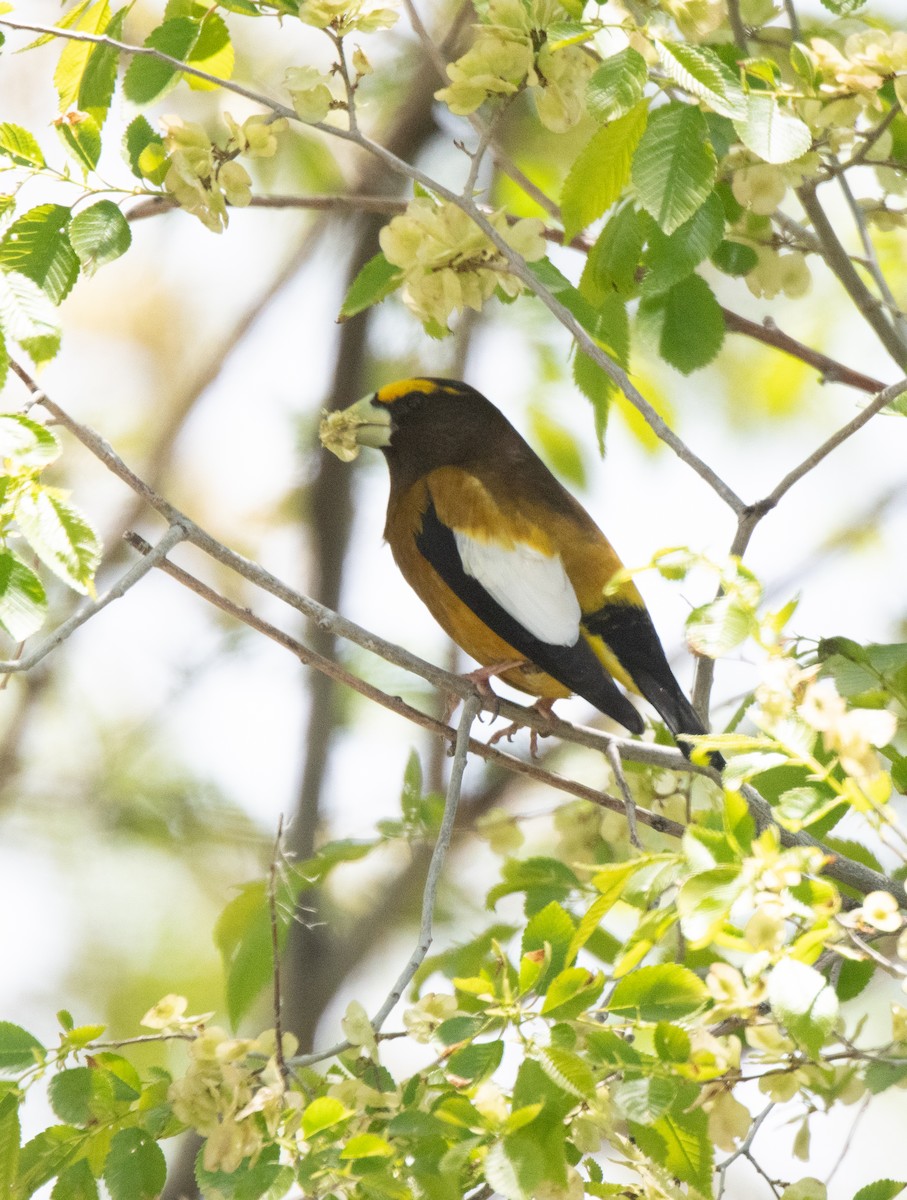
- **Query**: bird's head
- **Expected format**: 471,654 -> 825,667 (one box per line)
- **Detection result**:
319,378 -> 504,471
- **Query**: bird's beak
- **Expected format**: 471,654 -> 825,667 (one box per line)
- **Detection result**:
319,395 -> 393,462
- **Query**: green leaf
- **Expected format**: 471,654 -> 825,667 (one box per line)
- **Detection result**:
540,967 -> 604,1018
632,103 -> 716,235
586,48 -> 648,122
68,202 -> 132,275
853,1182 -> 907,1200
711,238 -> 758,276
195,1146 -> 294,1200
768,959 -> 839,1056
676,865 -> 744,946
487,855 -> 579,910
522,901 -> 576,978
538,1046 -> 595,1098
0,205 -> 79,305
528,407 -> 585,487
655,41 -> 747,120
607,964 -> 708,1022
641,191 -> 725,296
104,1129 -> 166,1200
77,7 -> 127,127
302,1095 -> 352,1138
338,251 -> 403,321
446,1039 -> 504,1083
48,1068 -> 93,1124
214,880 -> 284,1029
14,490 -> 102,594
579,203 -> 644,302
734,94 -> 813,165
340,1132 -> 394,1160
629,1100 -> 712,1193
122,116 -> 168,185
55,112 -> 103,174
613,1075 -> 679,1123
818,0 -> 866,13
122,18 -> 200,105
654,1021 -> 691,1063
51,1160 -> 99,1200
0,124 -> 45,168
0,413 -> 60,467
0,552 -> 48,641
685,593 -> 756,657
16,1126 -> 82,1195
561,103 -> 647,241
0,270 -> 62,364
0,1092 -> 20,1194
780,1183 -> 827,1200
638,272 -> 724,374
186,11 -> 234,88
53,0 -> 111,110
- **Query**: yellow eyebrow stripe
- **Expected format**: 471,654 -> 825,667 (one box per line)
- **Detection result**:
375,379 -> 438,403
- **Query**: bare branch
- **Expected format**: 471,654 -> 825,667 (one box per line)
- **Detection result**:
0,522 -> 187,675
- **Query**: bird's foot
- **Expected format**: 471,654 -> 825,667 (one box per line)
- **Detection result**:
488,697 -> 557,758
443,660 -> 526,724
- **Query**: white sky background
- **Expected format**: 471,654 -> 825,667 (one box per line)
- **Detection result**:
1,0 -> 907,1193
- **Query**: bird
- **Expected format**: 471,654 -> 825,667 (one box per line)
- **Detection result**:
320,377 -> 719,767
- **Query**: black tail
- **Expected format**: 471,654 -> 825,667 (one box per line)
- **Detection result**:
585,603 -> 724,772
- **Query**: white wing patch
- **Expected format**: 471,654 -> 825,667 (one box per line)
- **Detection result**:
453,530 -> 581,647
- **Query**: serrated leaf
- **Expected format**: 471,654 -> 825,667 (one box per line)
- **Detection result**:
768,959 -> 839,1056
77,7 -> 126,127
613,1075 -> 678,1123
186,11 -> 234,89
0,123 -> 45,168
0,1021 -> 44,1074
340,1133 -> 394,1159
122,18 -> 200,105
562,103 -> 647,240
339,251 -> 402,321
0,551 -> 47,641
579,203 -> 644,303
641,191 -> 725,296
685,592 -> 756,657
55,111 -> 102,174
522,901 -> 576,978
123,116 -> 168,185
68,201 -> 132,275
0,271 -> 61,359
676,865 -> 744,946
586,48 -> 648,122
632,103 -> 717,235
14,489 -> 102,594
819,0 -> 866,12
195,1147 -> 293,1200
656,41 -> 747,121
852,1182 -> 907,1200
629,1102 -> 713,1193
638,272 -> 724,374
54,0 -> 111,111
538,1046 -> 595,1098
0,205 -> 79,305
734,94 -> 813,165
484,1141 -> 525,1200
540,967 -> 603,1017
104,1129 -> 166,1200
51,1160 -> 98,1200
48,1067 -> 93,1124
607,963 -> 708,1022
446,1040 -> 504,1083
0,1093 -> 20,1197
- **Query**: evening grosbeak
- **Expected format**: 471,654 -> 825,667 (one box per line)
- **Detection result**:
321,378 -> 716,764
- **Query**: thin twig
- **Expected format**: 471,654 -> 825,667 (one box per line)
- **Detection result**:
825,1091 -> 872,1187
605,740 -> 641,849
0,523 -> 187,674
291,693 -> 482,1067
782,0 -> 801,39
837,171 -> 907,338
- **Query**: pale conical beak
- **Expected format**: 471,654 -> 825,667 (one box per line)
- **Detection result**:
319,395 -> 393,462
